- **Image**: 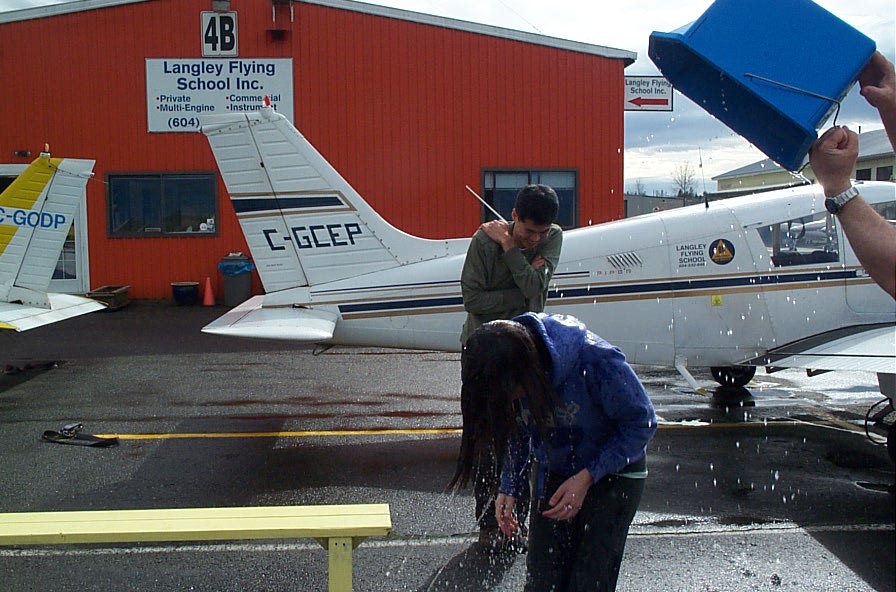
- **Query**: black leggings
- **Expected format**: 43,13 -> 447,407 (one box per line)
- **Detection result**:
524,472 -> 644,592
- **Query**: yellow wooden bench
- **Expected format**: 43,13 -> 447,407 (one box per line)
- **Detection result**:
0,503 -> 391,592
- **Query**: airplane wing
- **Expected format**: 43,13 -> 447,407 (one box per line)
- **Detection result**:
743,323 -> 896,374
0,293 -> 105,332
201,296 -> 338,341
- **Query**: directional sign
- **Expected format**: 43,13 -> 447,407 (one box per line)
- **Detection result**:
624,76 -> 673,111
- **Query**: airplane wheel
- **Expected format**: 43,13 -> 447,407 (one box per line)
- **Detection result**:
710,366 -> 757,388
888,423 -> 895,464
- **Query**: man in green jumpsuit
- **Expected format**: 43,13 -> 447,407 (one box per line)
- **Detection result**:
459,183 -> 563,550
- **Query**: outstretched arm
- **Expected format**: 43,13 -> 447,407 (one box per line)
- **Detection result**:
837,196 -> 896,299
809,126 -> 896,299
859,51 -> 896,150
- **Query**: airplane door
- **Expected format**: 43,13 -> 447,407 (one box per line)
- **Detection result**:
844,200 -> 895,312
662,205 -> 775,367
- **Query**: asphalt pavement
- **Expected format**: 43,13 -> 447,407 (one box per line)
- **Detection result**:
0,301 -> 893,591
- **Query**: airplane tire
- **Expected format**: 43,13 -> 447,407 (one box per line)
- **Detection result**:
888,423 -> 895,464
710,366 -> 757,388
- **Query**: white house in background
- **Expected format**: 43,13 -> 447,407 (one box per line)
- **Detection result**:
712,128 -> 894,196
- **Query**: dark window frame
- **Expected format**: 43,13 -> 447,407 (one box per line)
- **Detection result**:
106,171 -> 218,238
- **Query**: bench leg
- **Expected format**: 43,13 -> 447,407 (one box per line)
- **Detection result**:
328,536 -> 353,592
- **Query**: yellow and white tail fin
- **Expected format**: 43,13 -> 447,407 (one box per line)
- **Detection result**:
0,150 -> 103,331
200,104 -> 463,294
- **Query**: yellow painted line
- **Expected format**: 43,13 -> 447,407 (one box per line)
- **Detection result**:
93,419 -> 852,441
96,428 -> 463,440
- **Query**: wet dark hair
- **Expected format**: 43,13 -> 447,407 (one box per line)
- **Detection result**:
514,184 -> 559,226
448,320 -> 556,494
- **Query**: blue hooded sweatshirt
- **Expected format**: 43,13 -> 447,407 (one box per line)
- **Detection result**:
499,312 -> 657,500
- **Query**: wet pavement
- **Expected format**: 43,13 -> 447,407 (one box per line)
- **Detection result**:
0,302 -> 893,591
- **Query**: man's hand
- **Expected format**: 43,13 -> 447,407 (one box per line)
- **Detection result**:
481,220 -> 515,251
808,126 -> 858,196
859,51 -> 896,112
531,255 -> 546,270
542,469 -> 593,521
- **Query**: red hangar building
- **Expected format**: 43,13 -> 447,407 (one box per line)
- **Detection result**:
0,0 -> 635,301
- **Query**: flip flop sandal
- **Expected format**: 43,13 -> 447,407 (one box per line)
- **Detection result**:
41,423 -> 119,447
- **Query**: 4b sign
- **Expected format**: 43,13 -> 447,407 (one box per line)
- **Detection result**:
201,12 -> 238,57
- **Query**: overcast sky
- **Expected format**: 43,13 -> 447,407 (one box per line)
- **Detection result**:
2,0 -> 894,193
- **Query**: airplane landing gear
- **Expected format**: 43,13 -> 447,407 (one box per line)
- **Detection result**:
866,397 -> 896,464
888,424 -> 895,464
711,365 -> 757,388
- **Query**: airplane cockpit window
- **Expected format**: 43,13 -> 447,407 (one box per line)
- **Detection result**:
871,200 -> 896,224
757,211 -> 839,267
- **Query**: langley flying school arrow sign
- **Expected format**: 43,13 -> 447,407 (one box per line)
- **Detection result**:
625,76 -> 673,111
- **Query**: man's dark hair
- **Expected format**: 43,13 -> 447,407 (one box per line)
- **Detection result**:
514,184 -> 559,225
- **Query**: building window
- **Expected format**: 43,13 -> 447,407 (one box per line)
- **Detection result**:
107,173 -> 217,237
876,166 -> 893,181
482,170 -> 578,228
855,168 -> 872,181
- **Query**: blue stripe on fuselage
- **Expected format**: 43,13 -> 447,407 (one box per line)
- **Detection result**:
340,296 -> 461,314
552,269 -> 857,299
232,195 -> 343,213
336,269 -> 858,316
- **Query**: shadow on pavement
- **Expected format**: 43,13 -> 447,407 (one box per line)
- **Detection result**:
416,543 -> 518,592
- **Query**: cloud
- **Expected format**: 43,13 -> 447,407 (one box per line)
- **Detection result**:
3,0 -> 892,193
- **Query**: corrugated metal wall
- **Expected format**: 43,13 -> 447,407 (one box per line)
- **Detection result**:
0,0 -> 626,298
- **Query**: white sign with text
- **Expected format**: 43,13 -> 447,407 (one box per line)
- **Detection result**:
146,58 -> 294,132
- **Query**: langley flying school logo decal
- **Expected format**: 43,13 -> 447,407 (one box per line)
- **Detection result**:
709,239 -> 735,265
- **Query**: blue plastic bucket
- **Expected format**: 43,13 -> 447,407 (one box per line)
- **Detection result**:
649,0 -> 876,170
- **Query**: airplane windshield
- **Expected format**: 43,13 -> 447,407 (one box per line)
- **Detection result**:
758,211 -> 839,267
871,200 -> 896,226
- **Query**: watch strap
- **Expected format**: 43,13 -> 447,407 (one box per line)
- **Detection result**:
825,185 -> 859,214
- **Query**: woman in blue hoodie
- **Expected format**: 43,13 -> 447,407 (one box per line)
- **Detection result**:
450,312 -> 657,591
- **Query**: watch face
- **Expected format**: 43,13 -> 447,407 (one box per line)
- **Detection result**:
824,198 -> 838,214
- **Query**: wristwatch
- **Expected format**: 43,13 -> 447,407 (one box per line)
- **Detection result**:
824,185 -> 859,215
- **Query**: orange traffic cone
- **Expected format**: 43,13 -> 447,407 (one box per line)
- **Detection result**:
203,276 -> 215,306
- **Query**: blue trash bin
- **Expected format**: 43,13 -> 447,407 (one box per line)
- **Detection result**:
217,254 -> 255,307
648,0 -> 876,171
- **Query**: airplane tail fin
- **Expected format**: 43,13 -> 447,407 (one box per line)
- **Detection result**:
201,105 -> 461,294
0,150 -> 102,331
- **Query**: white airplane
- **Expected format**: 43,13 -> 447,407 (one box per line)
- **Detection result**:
199,105 -> 895,457
0,148 -> 104,332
